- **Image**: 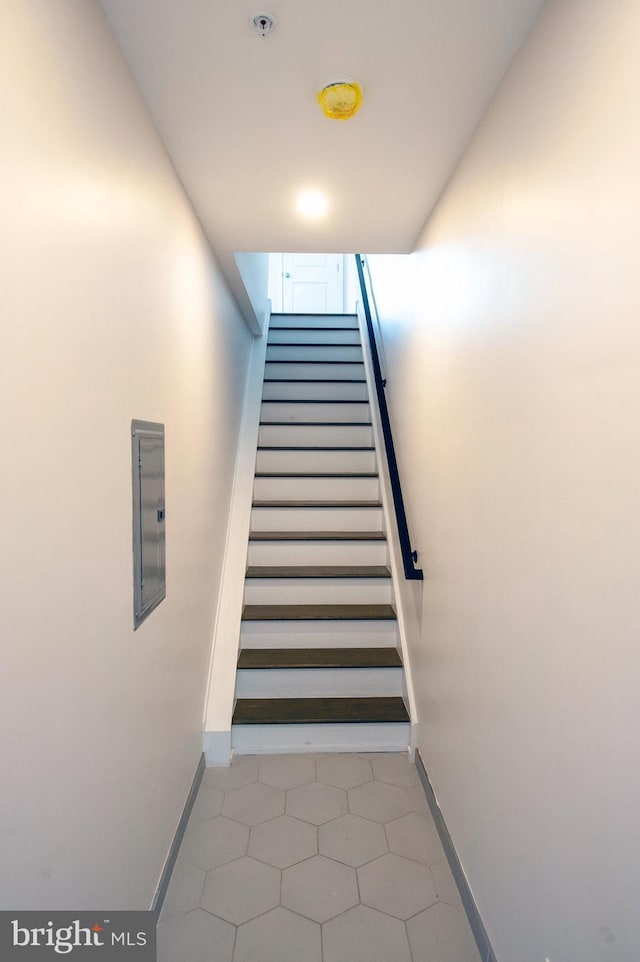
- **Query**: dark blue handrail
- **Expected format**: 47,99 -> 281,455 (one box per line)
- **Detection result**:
355,255 -> 423,580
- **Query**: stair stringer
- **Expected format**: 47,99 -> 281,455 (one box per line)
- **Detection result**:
356,299 -> 420,756
202,323 -> 269,767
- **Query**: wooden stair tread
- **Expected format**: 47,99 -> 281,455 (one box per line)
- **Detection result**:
252,500 -> 382,508
259,421 -> 372,426
269,326 -> 359,333
269,324 -> 360,333
245,565 -> 391,579
233,697 -> 409,725
269,326 -> 359,332
257,446 -> 374,451
267,342 -> 361,348
256,470 -> 377,477
263,379 -> 367,384
242,604 -> 397,621
265,359 -> 364,364
261,399 -> 369,404
237,648 -> 402,669
248,531 -> 386,541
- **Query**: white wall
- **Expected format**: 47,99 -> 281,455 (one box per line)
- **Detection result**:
0,0 -> 253,909
268,254 -> 285,314
369,2 -> 640,960
233,252 -> 270,333
216,250 -> 270,335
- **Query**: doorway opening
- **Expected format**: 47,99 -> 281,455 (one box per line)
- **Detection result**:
268,253 -> 359,314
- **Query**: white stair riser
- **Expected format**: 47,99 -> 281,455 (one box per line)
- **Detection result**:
270,315 -> 358,329
265,362 -> 365,381
258,424 -> 374,447
253,476 -> 380,501
236,667 -> 403,698
256,448 -> 377,474
260,401 -> 371,422
250,506 -> 384,531
262,381 -> 368,402
269,329 -> 361,345
266,345 -> 363,363
232,722 -> 410,754
243,578 -> 393,605
247,541 -> 388,566
240,619 -> 399,649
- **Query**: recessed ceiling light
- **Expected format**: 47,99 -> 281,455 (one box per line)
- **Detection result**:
296,189 -> 329,220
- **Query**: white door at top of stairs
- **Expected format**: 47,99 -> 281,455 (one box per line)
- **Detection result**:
282,253 -> 344,314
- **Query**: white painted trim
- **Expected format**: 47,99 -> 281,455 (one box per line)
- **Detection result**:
203,729 -> 232,768
356,299 -> 419,753
202,314 -> 270,766
235,666 -> 403,698
232,722 -> 410,755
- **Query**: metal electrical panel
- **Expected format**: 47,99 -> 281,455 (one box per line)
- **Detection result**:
131,420 -> 166,629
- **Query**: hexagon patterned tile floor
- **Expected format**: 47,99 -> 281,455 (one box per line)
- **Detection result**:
157,753 -> 482,962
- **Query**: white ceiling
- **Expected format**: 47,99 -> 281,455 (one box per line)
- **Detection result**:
99,0 -> 547,255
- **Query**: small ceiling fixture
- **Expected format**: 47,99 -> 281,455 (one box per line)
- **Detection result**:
295,189 -> 329,220
317,79 -> 363,121
252,12 -> 276,37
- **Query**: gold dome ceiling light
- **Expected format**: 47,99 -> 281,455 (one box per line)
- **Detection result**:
317,80 -> 363,121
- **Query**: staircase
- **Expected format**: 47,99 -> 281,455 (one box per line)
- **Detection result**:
231,313 -> 411,754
